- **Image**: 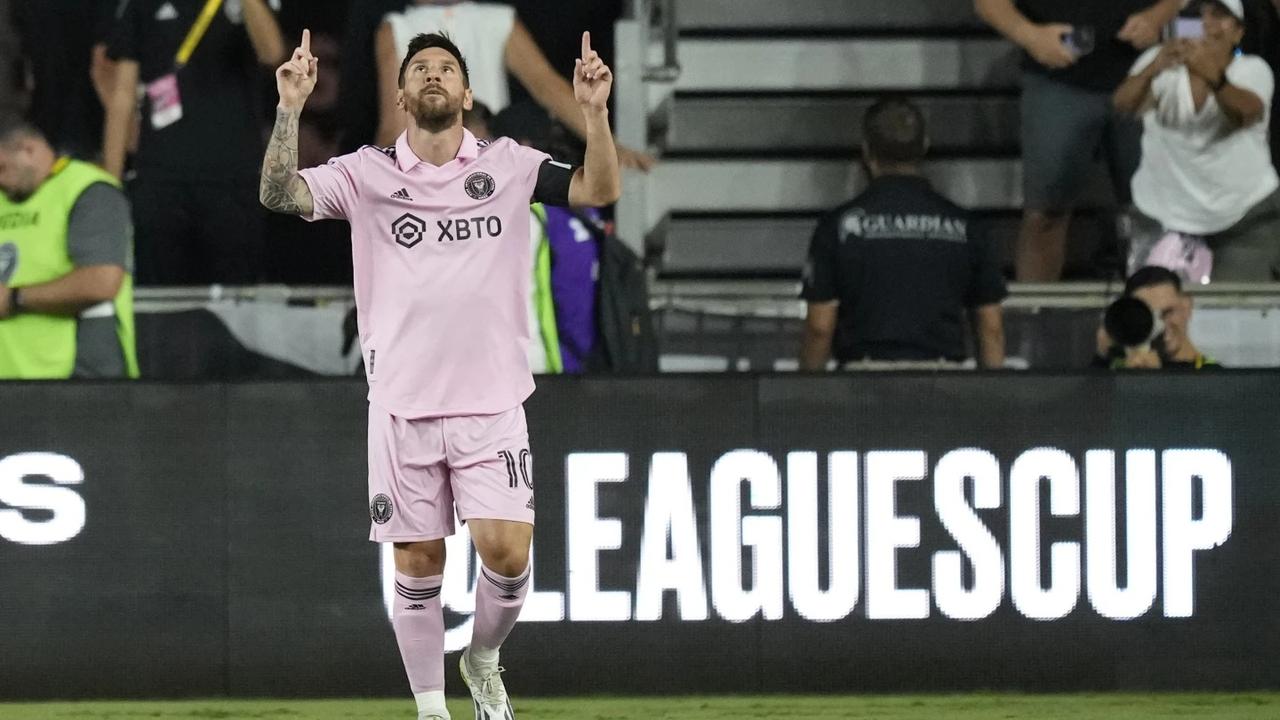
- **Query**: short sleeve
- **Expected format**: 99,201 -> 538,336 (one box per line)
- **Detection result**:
1226,56 -> 1274,106
1129,45 -> 1161,76
800,212 -> 840,302
965,220 -> 1009,308
509,143 -> 552,201
105,0 -> 140,61
298,152 -> 362,221
67,183 -> 132,271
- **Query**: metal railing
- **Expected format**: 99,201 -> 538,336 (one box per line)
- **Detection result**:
628,0 -> 681,81
131,282 -> 1280,315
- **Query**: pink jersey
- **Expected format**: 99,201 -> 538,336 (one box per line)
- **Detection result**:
300,130 -> 558,418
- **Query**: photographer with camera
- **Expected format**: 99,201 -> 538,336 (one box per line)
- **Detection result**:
1093,266 -> 1220,370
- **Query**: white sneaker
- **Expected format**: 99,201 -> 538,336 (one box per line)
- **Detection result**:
459,648 -> 515,720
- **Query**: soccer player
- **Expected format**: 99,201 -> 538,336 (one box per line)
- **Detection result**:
259,28 -> 621,720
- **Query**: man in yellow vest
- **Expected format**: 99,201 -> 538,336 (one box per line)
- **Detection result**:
0,114 -> 138,379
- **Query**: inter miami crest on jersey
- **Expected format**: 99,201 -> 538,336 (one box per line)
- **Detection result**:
464,171 -> 496,200
370,493 -> 394,524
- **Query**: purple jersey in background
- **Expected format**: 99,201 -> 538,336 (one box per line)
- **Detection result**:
545,206 -> 601,374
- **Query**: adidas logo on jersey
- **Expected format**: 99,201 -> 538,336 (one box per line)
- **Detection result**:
390,188 -> 413,201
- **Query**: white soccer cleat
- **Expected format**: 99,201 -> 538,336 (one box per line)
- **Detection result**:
418,714 -> 450,720
459,649 -> 515,720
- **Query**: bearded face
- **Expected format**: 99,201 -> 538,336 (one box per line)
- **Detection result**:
0,145 -> 39,203
399,48 -> 473,133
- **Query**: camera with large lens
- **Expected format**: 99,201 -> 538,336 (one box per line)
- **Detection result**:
1104,296 -> 1165,355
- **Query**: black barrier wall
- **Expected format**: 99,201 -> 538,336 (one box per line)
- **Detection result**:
1,375 -> 1278,699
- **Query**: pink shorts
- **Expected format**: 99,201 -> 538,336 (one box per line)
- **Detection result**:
366,402 -> 535,542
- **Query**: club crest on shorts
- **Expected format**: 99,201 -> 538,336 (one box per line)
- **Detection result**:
464,171 -> 496,200
370,493 -> 394,524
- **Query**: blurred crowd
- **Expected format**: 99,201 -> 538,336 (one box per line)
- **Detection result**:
802,0 -> 1280,372
2,0 -> 1279,379
0,0 -> 624,286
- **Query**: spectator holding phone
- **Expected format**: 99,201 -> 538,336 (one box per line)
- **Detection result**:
975,0 -> 1183,281
1115,0 -> 1280,281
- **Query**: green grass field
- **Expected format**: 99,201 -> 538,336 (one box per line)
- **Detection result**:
1,694 -> 1278,720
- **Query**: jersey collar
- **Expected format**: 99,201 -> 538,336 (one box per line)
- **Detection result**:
395,128 -> 479,172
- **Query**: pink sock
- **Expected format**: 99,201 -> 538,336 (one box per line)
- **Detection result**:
470,564 -> 530,664
392,572 -> 445,694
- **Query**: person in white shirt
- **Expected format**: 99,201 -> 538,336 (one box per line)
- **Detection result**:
374,0 -> 653,170
1114,0 -> 1280,281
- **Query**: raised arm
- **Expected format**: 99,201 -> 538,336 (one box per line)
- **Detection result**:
1117,0 -> 1185,50
260,30 -> 318,216
374,21 -> 406,146
567,32 -> 622,207
507,23 -> 654,171
1184,39 -> 1268,128
101,59 -> 139,180
1114,41 -> 1185,115
242,0 -> 288,66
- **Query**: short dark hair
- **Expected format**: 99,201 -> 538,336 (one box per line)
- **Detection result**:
0,112 -> 41,147
398,32 -> 470,88
863,98 -> 927,165
1125,265 -> 1183,296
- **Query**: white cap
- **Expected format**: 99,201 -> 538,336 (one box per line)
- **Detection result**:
1205,0 -> 1246,22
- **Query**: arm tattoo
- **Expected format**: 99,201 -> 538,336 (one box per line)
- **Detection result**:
259,108 -> 314,216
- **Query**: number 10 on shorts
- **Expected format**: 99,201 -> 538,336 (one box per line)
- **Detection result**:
499,449 -> 533,489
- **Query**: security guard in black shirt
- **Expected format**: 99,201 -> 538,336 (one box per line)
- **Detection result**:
800,98 -> 1009,371
102,0 -> 286,285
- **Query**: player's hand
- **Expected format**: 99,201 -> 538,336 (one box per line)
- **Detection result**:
1022,23 -> 1077,69
276,29 -> 318,112
1117,10 -> 1162,50
0,284 -> 11,320
574,31 -> 613,111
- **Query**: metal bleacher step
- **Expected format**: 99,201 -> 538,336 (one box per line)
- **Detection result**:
677,0 -> 986,34
659,211 -> 1116,279
674,37 -> 1018,92
647,158 -> 1113,215
665,92 -> 1020,156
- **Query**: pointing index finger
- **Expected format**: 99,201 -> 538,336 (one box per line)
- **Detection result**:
581,31 -> 591,60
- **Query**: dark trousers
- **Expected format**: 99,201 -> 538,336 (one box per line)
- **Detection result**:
129,176 -> 264,286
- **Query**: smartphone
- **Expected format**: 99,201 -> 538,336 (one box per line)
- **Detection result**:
1175,17 -> 1204,39
1061,26 -> 1096,57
